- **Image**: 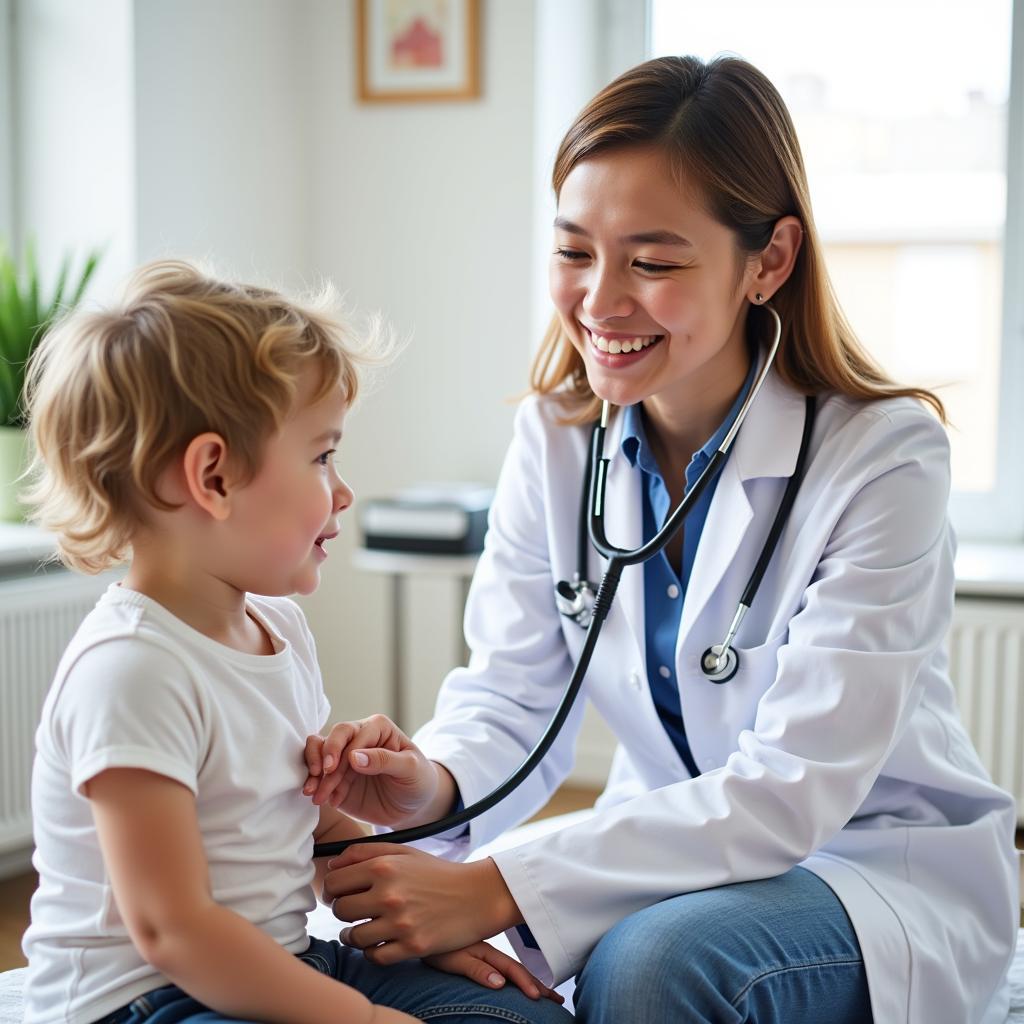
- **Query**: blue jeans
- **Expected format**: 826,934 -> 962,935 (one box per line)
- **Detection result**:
574,866 -> 873,1023
93,936 -> 574,1023
96,867 -> 870,1022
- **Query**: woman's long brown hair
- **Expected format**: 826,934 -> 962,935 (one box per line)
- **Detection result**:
530,55 -> 945,425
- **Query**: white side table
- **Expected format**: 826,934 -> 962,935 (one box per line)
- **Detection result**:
351,548 -> 480,726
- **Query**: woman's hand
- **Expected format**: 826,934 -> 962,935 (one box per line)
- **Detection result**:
425,941 -> 563,1004
302,716 -> 439,826
324,844 -> 522,965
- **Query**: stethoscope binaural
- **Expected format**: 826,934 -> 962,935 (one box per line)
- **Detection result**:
313,304 -> 816,858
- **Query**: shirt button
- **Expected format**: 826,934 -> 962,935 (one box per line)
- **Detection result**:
658,665 -> 672,679
667,584 -> 680,599
629,670 -> 643,691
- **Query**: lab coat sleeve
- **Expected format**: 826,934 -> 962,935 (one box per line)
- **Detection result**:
411,396 -> 586,853
492,404 -> 956,985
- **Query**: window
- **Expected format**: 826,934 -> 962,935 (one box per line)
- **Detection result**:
0,0 -> 13,245
649,0 -> 1022,541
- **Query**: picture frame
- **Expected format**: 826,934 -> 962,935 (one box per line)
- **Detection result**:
356,0 -> 481,104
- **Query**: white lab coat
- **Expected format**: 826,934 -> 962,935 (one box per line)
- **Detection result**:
412,368 -> 1018,1023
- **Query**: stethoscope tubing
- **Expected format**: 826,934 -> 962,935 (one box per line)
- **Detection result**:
312,558 -> 624,858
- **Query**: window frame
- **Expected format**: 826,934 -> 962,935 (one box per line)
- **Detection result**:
629,0 -> 1024,542
0,0 -> 14,247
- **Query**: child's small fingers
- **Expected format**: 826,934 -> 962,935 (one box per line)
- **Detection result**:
302,773 -> 319,796
304,735 -> 324,777
317,771 -> 346,805
322,724 -> 358,774
329,772 -> 357,809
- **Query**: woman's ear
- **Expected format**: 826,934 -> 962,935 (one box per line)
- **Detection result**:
181,432 -> 234,521
748,215 -> 803,303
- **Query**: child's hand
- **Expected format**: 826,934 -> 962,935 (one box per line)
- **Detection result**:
302,715 -> 439,826
424,941 -> 564,1004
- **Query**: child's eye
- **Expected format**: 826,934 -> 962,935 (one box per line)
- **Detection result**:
315,449 -> 336,467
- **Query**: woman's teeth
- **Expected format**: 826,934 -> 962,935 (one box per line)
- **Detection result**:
590,334 -> 659,354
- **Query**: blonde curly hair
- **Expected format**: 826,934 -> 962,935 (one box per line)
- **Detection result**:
22,259 -> 380,573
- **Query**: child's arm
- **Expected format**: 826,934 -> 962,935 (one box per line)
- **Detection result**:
87,767 -> 417,1024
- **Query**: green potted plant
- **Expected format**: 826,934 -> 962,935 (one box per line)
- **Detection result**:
0,243 -> 100,521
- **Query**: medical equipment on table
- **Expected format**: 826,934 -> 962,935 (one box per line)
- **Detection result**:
312,304 -> 816,858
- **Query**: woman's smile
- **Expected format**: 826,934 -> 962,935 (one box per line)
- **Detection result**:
584,326 -> 664,368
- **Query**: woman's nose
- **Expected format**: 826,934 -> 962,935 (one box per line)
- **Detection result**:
582,265 -> 635,322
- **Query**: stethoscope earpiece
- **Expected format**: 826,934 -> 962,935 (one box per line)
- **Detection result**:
701,644 -> 740,684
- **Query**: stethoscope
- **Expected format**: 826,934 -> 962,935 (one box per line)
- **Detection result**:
313,305 -> 816,858
556,317 -> 817,683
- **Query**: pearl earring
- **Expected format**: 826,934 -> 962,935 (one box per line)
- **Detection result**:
755,292 -> 765,303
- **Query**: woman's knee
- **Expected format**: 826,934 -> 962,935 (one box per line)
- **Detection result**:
573,898 -> 737,1023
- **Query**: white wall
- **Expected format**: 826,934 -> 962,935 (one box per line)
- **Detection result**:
12,0 -> 134,298
132,0 -> 312,290
299,0 -> 537,723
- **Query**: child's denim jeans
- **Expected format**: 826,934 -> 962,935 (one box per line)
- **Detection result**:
92,935 -> 573,1023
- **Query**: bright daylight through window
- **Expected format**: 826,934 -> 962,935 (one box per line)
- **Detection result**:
651,0 -> 1013,525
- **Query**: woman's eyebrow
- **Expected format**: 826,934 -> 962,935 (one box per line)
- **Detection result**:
553,217 -> 692,247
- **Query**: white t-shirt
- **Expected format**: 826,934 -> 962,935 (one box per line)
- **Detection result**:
22,584 -> 331,1024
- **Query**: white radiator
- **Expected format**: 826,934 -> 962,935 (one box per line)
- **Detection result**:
0,568 -> 118,866
948,597 -> 1024,822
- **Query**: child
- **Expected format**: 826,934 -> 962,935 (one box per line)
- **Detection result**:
19,261 -> 568,1024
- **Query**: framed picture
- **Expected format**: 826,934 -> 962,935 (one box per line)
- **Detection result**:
356,0 -> 481,103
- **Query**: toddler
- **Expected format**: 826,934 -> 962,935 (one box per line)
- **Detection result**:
19,261 -> 563,1024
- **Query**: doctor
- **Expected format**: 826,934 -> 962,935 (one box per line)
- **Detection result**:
318,55 -> 1018,1023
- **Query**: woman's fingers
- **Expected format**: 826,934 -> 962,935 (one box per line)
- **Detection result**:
473,944 -> 564,1003
423,947 -> 509,990
321,722 -> 359,773
347,746 -> 421,780
339,918 -> 393,951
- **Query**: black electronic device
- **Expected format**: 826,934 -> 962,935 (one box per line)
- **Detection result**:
359,482 -> 493,555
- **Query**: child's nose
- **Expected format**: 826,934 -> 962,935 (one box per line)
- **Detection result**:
334,475 -> 354,513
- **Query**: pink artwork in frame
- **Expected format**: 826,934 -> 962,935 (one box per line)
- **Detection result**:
357,0 -> 481,103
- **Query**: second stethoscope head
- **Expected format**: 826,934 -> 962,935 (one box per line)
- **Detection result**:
554,576 -> 597,629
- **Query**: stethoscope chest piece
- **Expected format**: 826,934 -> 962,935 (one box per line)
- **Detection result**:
701,644 -> 740,684
555,577 -> 596,629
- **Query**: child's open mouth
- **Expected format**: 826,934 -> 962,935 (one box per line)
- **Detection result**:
313,530 -> 337,561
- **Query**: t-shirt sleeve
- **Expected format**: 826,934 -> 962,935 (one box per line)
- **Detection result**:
49,638 -> 207,797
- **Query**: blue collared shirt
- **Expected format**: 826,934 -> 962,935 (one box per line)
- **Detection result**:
619,358 -> 757,777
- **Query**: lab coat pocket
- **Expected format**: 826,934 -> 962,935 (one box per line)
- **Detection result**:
689,631 -> 788,763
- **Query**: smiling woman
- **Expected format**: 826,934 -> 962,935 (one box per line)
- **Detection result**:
306,54 -> 1017,1024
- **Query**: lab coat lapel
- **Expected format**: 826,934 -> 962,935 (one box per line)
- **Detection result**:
678,368 -> 807,645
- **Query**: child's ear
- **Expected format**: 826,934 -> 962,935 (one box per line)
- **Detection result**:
182,432 -> 235,521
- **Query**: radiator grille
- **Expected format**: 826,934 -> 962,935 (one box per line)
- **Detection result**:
948,597 -> 1024,821
0,569 -> 116,853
